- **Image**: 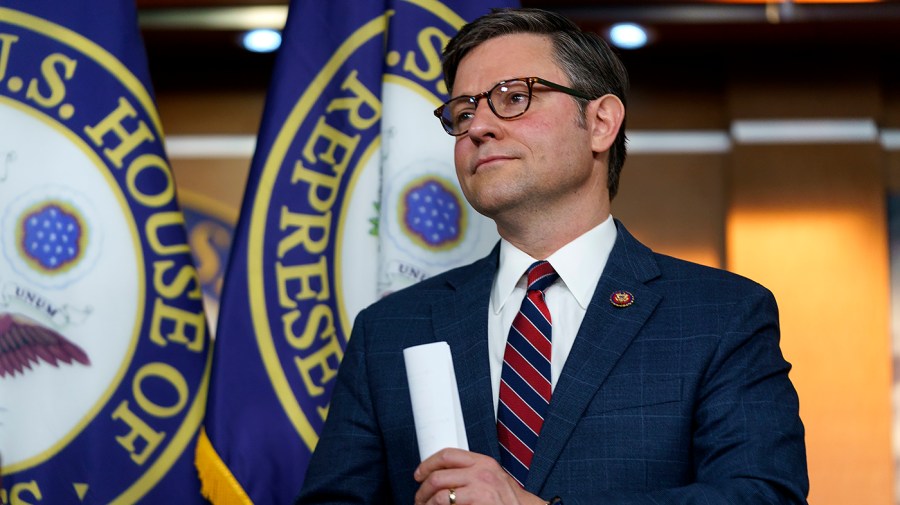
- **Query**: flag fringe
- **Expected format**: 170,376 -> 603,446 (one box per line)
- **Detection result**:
195,427 -> 254,505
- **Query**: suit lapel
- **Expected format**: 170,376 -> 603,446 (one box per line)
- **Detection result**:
430,246 -> 502,461
526,221 -> 663,492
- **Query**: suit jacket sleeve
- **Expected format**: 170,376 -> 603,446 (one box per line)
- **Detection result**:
294,307 -> 389,504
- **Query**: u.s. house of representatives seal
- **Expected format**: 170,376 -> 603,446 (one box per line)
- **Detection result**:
248,0 -> 497,456
0,8 -> 209,503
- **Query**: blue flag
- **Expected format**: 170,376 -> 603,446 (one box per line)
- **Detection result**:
196,0 -> 516,503
180,192 -> 237,338
0,2 -> 210,503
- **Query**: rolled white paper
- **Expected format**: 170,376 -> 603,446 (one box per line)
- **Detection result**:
403,342 -> 469,461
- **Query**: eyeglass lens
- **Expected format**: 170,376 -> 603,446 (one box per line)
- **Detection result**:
442,79 -> 532,135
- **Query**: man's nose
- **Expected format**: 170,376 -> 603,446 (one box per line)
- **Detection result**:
465,99 -> 501,139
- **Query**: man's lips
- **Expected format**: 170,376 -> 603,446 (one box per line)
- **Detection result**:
473,155 -> 515,172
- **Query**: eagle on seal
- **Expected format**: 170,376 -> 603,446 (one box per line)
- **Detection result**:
0,312 -> 90,378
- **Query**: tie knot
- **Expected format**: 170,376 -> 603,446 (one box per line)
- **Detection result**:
526,260 -> 558,293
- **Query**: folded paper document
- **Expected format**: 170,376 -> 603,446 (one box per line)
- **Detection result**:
403,342 -> 469,461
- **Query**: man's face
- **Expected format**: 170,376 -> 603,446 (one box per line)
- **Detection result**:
451,33 -> 609,226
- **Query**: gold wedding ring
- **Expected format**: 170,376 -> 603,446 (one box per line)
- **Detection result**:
448,488 -> 457,505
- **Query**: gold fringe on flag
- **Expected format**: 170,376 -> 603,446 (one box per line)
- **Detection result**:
195,427 -> 254,504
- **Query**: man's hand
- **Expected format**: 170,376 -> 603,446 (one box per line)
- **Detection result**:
413,448 -> 546,505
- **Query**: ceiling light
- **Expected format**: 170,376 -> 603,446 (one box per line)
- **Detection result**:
242,29 -> 282,53
609,23 -> 649,50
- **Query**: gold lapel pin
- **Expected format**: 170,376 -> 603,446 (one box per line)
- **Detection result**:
610,290 -> 634,308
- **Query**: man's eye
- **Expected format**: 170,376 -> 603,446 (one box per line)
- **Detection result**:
455,111 -> 475,125
497,91 -> 528,109
509,92 -> 528,104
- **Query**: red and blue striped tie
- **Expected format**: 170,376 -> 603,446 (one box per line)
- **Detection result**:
497,260 -> 558,487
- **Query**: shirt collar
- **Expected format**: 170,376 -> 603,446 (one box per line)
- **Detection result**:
491,215 -> 617,314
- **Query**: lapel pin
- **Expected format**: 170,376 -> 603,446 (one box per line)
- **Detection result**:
610,290 -> 634,308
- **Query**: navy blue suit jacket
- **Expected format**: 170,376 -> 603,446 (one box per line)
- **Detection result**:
296,221 -> 808,504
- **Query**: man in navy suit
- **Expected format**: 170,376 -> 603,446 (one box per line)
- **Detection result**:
296,8 -> 808,505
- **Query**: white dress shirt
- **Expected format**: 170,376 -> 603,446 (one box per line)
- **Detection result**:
488,215 -> 617,415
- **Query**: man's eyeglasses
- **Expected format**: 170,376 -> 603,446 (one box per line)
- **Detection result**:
433,76 -> 595,136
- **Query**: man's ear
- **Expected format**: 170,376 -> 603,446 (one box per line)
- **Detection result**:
588,94 -> 625,153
